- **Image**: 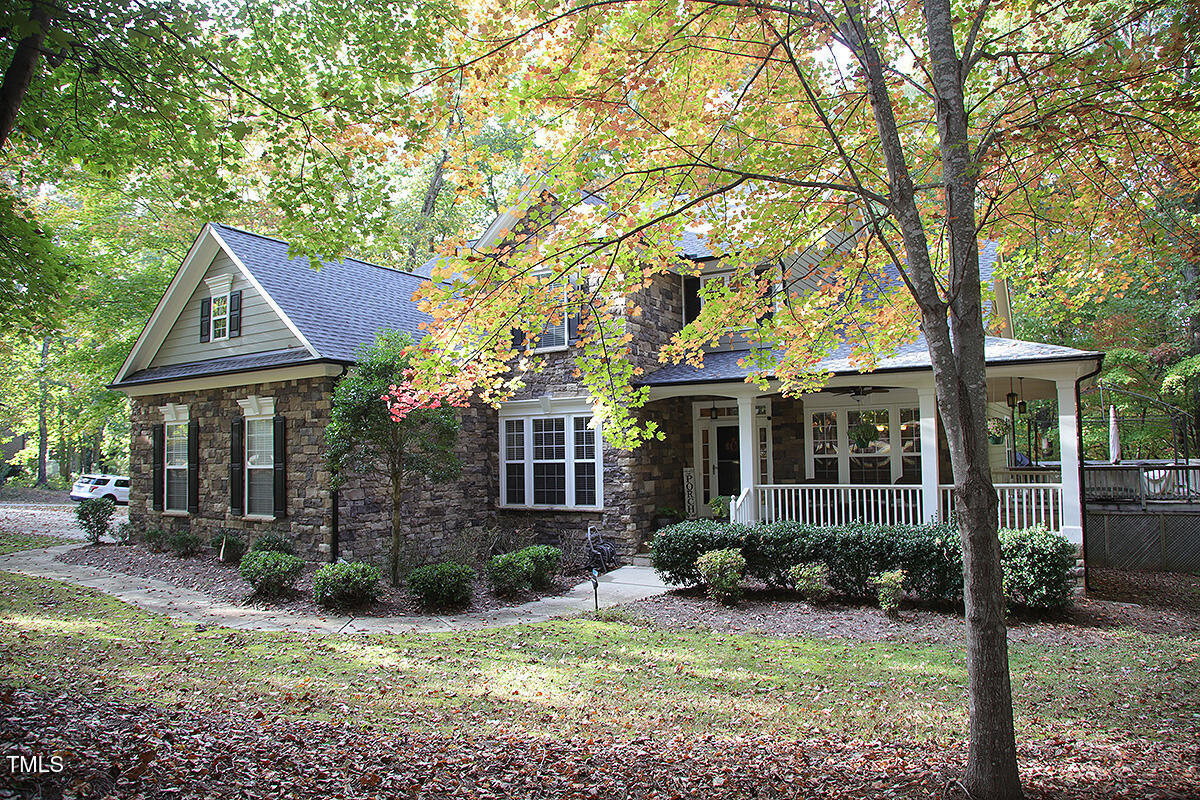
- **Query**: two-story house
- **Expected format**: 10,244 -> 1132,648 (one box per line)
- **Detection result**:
112,214 -> 1100,569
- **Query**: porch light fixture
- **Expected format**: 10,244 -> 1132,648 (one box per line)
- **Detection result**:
1006,391 -> 1018,408
1017,378 -> 1027,414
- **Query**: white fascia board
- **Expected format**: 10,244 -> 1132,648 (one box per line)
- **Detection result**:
206,226 -> 321,358
113,362 -> 344,398
114,225 -> 221,384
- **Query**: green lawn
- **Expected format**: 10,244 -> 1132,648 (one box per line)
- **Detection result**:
0,531 -> 73,554
1,571 -> 1196,753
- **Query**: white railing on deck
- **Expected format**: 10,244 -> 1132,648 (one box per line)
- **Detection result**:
756,484 -> 924,526
993,468 -> 1061,484
730,488 -> 754,524
940,483 -> 1062,531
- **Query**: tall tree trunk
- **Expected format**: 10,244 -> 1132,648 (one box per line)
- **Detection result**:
843,3 -> 1022,797
406,150 -> 448,272
35,336 -> 48,486
0,0 -> 50,150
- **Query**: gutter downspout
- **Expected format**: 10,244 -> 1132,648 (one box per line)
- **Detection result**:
1075,356 -> 1105,593
330,364 -> 350,563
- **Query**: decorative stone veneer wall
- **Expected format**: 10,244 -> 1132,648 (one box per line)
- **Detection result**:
334,403 -> 498,568
128,377 -> 338,558
130,379 -> 498,570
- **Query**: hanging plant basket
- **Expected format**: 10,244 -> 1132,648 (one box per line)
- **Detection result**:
988,433 -> 1006,445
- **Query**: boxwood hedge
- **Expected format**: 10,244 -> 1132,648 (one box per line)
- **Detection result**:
651,518 -> 1070,608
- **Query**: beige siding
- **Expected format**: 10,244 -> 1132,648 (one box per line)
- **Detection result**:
149,254 -> 305,368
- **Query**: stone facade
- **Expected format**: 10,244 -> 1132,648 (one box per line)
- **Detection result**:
129,377 -> 338,557
129,379 -> 498,571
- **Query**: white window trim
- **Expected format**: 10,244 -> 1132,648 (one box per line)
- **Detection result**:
159,403 -> 189,514
499,396 -> 603,510
205,274 -> 233,342
531,282 -> 570,354
238,395 -> 275,518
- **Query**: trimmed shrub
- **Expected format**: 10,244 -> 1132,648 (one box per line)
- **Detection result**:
408,562 -> 475,609
518,545 -> 562,590
314,561 -> 381,608
74,497 -> 115,544
114,522 -> 134,546
487,551 -> 535,596
695,548 -> 746,604
873,568 -> 906,616
250,533 -> 294,555
239,550 -> 305,595
788,562 -> 831,603
210,532 -> 247,563
650,520 -> 749,586
143,528 -> 169,552
167,530 -> 203,557
999,525 -> 1076,611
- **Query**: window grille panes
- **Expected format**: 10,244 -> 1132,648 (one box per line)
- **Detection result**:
900,407 -> 922,483
165,422 -> 188,511
506,463 -> 525,505
505,420 -> 524,461
573,417 -> 594,460
812,411 -> 838,483
533,463 -> 566,505
211,294 -> 229,340
533,418 -> 565,460
758,426 -> 769,485
574,417 -> 597,505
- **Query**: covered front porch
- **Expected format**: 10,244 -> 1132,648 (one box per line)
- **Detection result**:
640,353 -> 1100,546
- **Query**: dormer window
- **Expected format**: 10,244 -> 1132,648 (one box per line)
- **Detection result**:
199,274 -> 242,343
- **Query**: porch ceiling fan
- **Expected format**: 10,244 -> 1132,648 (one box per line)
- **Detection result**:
824,386 -> 889,397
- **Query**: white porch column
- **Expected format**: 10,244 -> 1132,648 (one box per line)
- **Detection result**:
737,395 -> 757,521
1056,378 -> 1084,546
919,388 -> 940,523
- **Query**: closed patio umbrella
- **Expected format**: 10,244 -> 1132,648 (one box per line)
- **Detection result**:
1109,405 -> 1122,464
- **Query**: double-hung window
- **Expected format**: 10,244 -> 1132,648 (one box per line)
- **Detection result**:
164,421 -> 188,511
534,282 -> 569,351
210,292 -> 230,340
245,417 -> 274,516
501,406 -> 601,509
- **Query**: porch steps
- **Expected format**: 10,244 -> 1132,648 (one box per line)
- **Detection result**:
631,551 -> 654,568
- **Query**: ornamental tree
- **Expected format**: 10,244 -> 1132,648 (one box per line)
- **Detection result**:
326,331 -> 464,585
362,1 -> 1197,797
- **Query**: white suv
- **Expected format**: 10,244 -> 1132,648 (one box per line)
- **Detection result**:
70,474 -> 130,505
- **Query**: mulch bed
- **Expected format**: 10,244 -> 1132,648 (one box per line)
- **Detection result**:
57,544 -> 575,618
3,686 -> 1197,800
619,584 -> 1200,645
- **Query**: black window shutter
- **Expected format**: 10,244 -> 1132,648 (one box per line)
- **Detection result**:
510,328 -> 526,350
230,418 -> 244,516
683,277 -> 701,323
272,414 -> 287,519
151,424 -> 165,511
228,290 -> 242,338
200,297 -> 211,343
567,311 -> 582,343
187,419 -> 199,514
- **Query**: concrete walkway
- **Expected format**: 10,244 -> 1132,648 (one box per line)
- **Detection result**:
0,544 -> 671,635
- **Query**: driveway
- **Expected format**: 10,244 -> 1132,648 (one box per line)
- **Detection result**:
0,501 -> 129,541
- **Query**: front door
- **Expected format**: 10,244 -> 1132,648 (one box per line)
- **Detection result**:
716,426 -> 741,497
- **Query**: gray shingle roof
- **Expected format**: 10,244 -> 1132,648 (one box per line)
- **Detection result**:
119,349 -> 319,386
213,224 -> 431,361
638,336 -> 1100,386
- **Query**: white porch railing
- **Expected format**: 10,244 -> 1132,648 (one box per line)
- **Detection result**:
940,483 -> 1063,531
730,488 -> 754,524
756,484 -> 924,526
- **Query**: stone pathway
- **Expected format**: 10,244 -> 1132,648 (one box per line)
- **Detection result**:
0,544 -> 672,635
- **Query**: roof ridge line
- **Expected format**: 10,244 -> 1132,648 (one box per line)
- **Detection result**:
211,223 -> 434,282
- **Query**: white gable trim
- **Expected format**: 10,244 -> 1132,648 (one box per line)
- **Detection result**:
113,225 -> 320,385
206,226 -> 320,359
